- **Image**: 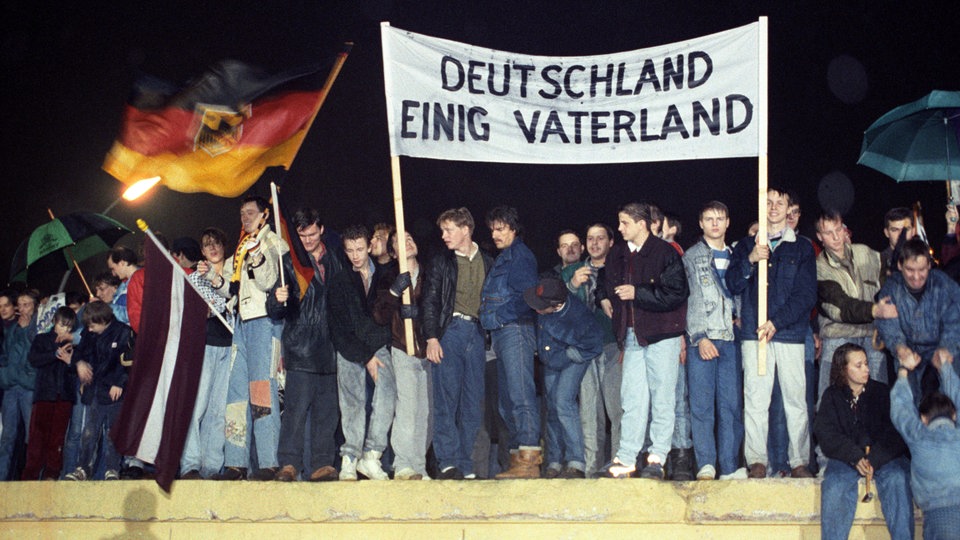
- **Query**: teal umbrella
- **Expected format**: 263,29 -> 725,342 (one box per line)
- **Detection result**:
10,211 -> 133,285
858,90 -> 960,182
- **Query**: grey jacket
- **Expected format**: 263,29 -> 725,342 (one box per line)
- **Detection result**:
682,238 -> 735,346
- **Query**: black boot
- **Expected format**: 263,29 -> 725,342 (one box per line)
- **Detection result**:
669,448 -> 695,481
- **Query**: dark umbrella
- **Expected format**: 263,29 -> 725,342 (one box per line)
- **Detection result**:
10,211 -> 133,293
858,90 -> 960,182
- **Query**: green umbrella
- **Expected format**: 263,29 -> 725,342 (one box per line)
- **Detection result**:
858,90 -> 960,182
10,211 -> 133,284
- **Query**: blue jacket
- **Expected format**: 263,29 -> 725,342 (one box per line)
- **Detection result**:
683,238 -> 736,346
536,293 -> 604,371
875,269 -> 960,362
891,364 -> 960,511
725,228 -> 816,343
480,238 -> 538,330
0,317 -> 38,391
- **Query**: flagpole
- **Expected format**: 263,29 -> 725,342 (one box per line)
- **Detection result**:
757,16 -> 769,377
136,219 -> 234,334
282,43 -> 353,168
391,155 -> 417,357
270,181 -> 287,293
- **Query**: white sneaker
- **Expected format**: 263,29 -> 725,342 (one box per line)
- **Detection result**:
339,455 -> 358,481
104,469 -> 120,480
696,464 -> 716,480
64,467 -> 87,481
719,467 -> 748,480
394,467 -> 423,480
356,450 -> 389,480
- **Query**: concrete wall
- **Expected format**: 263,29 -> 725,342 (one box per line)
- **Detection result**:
0,478 -> 919,538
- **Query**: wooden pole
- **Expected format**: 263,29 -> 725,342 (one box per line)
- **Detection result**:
269,181 -> 286,292
757,17 -> 769,376
47,208 -> 94,299
390,155 -> 416,356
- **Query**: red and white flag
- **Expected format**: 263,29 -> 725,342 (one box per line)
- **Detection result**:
112,232 -> 208,492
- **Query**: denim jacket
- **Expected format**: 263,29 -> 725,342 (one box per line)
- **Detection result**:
683,238 -> 735,346
725,227 -> 816,343
536,294 -> 604,371
480,238 -> 538,330
891,364 -> 960,511
875,269 -> 960,362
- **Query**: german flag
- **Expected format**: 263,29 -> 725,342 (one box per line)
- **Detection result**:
274,186 -> 314,300
103,47 -> 350,198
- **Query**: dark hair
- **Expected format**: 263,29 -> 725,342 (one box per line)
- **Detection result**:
786,190 -> 801,210
586,222 -> 614,241
82,300 -> 115,326
93,271 -> 121,289
919,391 -> 957,424
557,229 -> 581,246
171,237 -> 202,262
373,222 -> 394,236
816,210 -> 844,233
899,238 -> 933,265
884,207 -> 912,228
241,195 -> 269,212
17,289 -> 39,307
200,227 -> 228,248
108,246 -> 137,266
699,201 -> 729,219
664,212 -> 682,240
53,306 -> 77,331
829,342 -> 866,387
293,208 -> 323,231
65,291 -> 87,308
387,230 -> 417,258
768,186 -> 791,204
618,202 -> 654,231
437,207 -> 476,234
341,224 -> 371,243
486,206 -> 523,236
0,289 -> 18,306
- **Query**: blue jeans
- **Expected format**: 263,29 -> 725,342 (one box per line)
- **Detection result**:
0,386 -> 33,480
543,357 -> 592,470
493,322 -> 539,449
673,359 -> 693,449
60,395 -> 84,478
617,331 -> 681,466
433,318 -> 486,474
579,342 -> 622,476
820,457 -> 914,540
180,344 -> 231,477
337,347 -> 394,459
224,316 -> 282,470
687,339 -> 743,475
922,505 -> 960,540
78,399 -> 123,475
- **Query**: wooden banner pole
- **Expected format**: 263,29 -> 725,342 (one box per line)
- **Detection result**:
757,16 -> 769,376
390,155 -> 416,356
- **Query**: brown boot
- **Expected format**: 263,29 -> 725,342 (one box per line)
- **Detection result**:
495,447 -> 542,479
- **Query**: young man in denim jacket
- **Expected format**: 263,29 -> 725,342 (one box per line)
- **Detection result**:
480,206 -> 540,478
682,201 -> 745,481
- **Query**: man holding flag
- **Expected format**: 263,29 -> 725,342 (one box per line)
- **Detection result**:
206,195 -> 289,480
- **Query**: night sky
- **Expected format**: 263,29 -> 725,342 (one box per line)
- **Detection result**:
4,1 -> 960,295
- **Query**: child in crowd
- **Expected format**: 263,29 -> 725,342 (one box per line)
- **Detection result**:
63,301 -> 134,481
22,307 -> 78,479
891,349 -> 960,539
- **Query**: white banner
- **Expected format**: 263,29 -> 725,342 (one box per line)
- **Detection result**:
381,21 -> 761,164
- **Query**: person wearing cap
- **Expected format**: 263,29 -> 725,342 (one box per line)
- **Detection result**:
526,277 -> 602,479
480,206 -> 541,479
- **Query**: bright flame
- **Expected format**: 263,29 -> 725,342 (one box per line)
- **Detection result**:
122,177 -> 161,201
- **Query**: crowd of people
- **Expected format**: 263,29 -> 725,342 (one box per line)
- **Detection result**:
2,189 -> 960,538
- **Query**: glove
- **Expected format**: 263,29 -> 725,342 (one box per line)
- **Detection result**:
400,303 -> 420,319
390,272 -> 412,297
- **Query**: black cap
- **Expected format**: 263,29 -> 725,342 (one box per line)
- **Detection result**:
524,277 -> 567,311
